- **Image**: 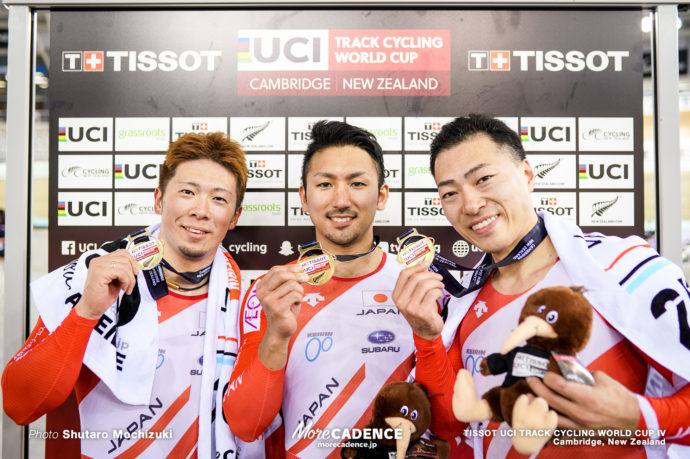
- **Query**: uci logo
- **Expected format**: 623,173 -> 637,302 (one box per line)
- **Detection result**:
59,125 -> 108,143
58,200 -> 108,217
238,30 -> 329,71
116,163 -> 161,180
522,125 -> 571,143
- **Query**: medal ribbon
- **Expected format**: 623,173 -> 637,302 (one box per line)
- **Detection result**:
400,215 -> 547,298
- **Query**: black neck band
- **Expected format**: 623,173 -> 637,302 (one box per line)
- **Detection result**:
160,259 -> 212,284
332,236 -> 380,262
424,215 -> 547,298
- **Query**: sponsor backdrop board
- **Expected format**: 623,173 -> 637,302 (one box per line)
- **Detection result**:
50,10 -> 645,271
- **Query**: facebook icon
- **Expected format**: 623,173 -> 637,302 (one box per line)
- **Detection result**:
61,240 -> 76,255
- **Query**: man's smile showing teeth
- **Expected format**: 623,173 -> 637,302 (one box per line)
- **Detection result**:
472,215 -> 498,230
185,226 -> 207,234
330,217 -> 353,222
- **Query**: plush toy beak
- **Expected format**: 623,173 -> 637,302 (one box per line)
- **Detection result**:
500,315 -> 557,354
385,416 -> 416,459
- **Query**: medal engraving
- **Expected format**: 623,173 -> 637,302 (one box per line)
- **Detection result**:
298,242 -> 335,285
396,229 -> 436,267
126,231 -> 164,270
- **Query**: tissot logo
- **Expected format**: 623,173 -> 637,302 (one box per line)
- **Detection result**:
468,50 -> 629,72
61,49 -> 222,72
404,117 -> 454,151
288,117 -> 343,152
578,155 -> 634,189
58,118 -> 112,152
405,192 -> 446,226
247,155 -> 286,188
171,117 -> 228,140
237,30 -> 329,71
532,192 -> 576,223
57,192 -> 112,226
519,118 -> 576,151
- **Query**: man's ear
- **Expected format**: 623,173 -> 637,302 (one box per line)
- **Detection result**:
522,159 -> 535,192
228,207 -> 242,230
299,186 -> 308,213
376,183 -> 390,211
154,188 -> 163,215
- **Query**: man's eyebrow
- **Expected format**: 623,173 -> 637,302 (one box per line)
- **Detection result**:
178,180 -> 232,194
312,171 -> 367,180
436,163 -> 490,188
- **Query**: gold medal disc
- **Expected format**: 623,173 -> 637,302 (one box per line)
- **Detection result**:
126,232 -> 164,270
298,243 -> 335,286
396,229 -> 436,268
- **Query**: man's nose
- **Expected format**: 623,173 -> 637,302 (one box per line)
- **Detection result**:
462,187 -> 485,215
191,196 -> 210,218
332,183 -> 351,208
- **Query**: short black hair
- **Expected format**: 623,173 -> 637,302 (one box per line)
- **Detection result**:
429,114 -> 525,178
302,120 -> 385,189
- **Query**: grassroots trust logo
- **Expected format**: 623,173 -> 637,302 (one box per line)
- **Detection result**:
292,422 -> 403,441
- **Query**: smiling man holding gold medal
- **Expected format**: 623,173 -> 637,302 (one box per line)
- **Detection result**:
3,133 -> 247,458
224,121 -> 418,458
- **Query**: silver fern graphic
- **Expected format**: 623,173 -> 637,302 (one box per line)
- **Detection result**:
242,121 -> 270,142
534,158 -> 561,179
591,196 -> 620,217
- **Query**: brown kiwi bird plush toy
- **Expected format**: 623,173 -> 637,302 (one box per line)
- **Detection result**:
341,382 -> 449,459
452,286 -> 594,454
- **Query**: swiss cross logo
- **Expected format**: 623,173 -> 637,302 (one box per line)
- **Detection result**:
257,160 -> 266,167
490,51 -> 510,71
432,197 -> 441,205
83,51 -> 104,71
468,50 -> 511,71
541,197 -> 558,206
62,51 -> 83,71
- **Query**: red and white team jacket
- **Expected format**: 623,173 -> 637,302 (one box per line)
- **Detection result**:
224,253 -> 416,459
416,213 -> 690,458
3,292 -> 210,458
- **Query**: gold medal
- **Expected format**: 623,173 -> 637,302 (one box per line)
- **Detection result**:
126,230 -> 164,270
396,228 -> 436,267
297,241 -> 335,286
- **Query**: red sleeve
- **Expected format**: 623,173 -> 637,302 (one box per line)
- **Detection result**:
223,279 -> 285,442
414,333 -> 468,441
626,342 -> 690,445
639,384 -> 690,445
1,309 -> 97,425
